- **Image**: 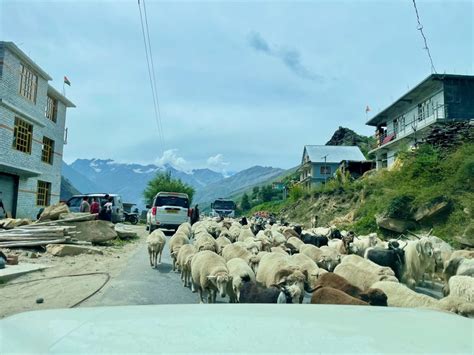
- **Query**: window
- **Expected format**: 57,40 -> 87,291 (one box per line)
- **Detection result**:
13,117 -> 33,154
19,64 -> 38,103
320,165 -> 331,175
45,95 -> 57,122
41,136 -> 55,164
37,180 -> 51,206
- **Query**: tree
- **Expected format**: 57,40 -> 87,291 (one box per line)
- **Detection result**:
241,193 -> 251,211
259,185 -> 274,202
251,186 -> 260,200
143,172 -> 195,205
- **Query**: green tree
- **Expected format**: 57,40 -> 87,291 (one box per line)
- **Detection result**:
143,172 -> 195,205
251,186 -> 260,200
241,193 -> 251,211
260,185 -> 274,202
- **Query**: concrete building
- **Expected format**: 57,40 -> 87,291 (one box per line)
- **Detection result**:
367,74 -> 474,169
298,145 -> 366,189
0,42 -> 75,219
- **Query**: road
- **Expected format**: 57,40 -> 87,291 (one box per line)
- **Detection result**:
83,227 -> 204,306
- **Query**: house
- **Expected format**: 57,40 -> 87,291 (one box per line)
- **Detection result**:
0,42 -> 75,219
299,145 -> 367,189
367,74 -> 474,169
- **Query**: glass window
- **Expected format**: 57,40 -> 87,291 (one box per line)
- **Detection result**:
41,136 -> 55,164
37,180 -> 51,206
19,64 -> 38,103
154,196 -> 189,208
13,117 -> 33,154
320,166 -> 331,175
45,95 -> 58,122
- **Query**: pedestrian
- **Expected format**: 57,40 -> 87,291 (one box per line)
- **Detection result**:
90,198 -> 100,215
80,196 -> 90,213
103,196 -> 113,222
190,204 -> 200,225
0,191 -> 6,219
98,194 -> 111,221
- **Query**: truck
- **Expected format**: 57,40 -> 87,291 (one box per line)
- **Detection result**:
210,198 -> 236,218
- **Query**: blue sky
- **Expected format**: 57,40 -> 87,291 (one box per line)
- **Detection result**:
1,0 -> 472,172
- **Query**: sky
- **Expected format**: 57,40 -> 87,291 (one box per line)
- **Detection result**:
1,0 -> 473,173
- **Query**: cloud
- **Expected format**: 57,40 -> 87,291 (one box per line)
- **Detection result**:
247,31 -> 322,81
206,153 -> 230,175
155,149 -> 189,171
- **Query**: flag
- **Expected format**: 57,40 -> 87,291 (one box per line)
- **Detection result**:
64,76 -> 71,86
365,105 -> 371,113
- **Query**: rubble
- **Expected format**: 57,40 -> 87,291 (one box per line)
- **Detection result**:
58,220 -> 118,244
38,203 -> 70,221
46,244 -> 104,257
0,218 -> 31,230
115,223 -> 138,239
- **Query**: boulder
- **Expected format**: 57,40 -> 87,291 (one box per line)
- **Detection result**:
38,203 -> 69,221
414,200 -> 451,222
58,212 -> 97,221
0,218 -> 31,229
115,223 -> 138,238
46,244 -> 103,257
58,220 -> 117,244
376,215 -> 417,233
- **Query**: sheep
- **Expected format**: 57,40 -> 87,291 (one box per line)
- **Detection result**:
176,244 -> 197,287
444,257 -> 474,282
238,225 -> 255,242
289,253 -> 327,293
226,258 -> 256,303
318,246 -> 342,271
228,224 -> 242,242
402,237 -> 435,288
271,231 -> 287,247
242,238 -> 261,255
146,229 -> 166,268
341,254 -> 396,277
299,244 -> 323,262
301,233 -> 329,247
239,281 -> 301,304
176,222 -> 192,238
311,272 -> 387,306
256,252 -> 306,302
286,237 -> 305,253
190,250 -> 232,303
311,287 -> 369,306
271,246 -> 290,255
445,275 -> 474,303
428,236 -> 453,271
194,233 -> 218,253
283,228 -> 300,240
169,230 -> 189,271
365,241 -> 406,281
372,281 -> 474,318
334,263 -> 398,291
221,244 -> 260,274
215,235 -> 231,254
328,237 -> 358,255
352,233 -> 379,257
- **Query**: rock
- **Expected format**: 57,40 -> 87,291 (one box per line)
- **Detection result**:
454,223 -> 474,247
38,203 -> 69,221
36,298 -> 44,304
414,200 -> 451,222
376,215 -> 417,233
115,223 -> 138,238
58,212 -> 96,221
58,220 -> 117,243
0,218 -> 31,229
46,244 -> 104,257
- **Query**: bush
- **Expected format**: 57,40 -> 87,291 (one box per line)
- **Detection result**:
289,185 -> 304,201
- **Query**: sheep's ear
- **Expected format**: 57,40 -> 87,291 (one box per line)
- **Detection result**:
207,275 -> 217,280
415,242 -> 422,254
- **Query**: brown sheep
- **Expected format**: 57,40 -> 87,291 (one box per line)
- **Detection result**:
311,286 -> 369,306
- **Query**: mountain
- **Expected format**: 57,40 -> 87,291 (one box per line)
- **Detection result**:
326,126 -> 376,158
60,176 -> 81,201
194,166 -> 285,205
62,161 -> 102,193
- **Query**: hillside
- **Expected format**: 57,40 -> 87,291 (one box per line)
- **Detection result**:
60,176 -> 81,201
326,126 -> 376,158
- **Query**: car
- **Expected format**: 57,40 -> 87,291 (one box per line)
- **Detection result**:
146,192 -> 190,233
66,193 -> 125,223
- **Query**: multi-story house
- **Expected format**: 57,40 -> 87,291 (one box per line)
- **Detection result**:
367,74 -> 474,169
299,145 -> 366,189
0,42 -> 75,219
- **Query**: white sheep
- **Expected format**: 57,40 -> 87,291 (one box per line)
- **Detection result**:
226,258 -> 256,303
318,246 -> 342,271
270,246 -> 290,255
372,281 -> 474,318
215,235 -> 231,254
238,225 -> 255,242
334,263 -> 399,291
228,224 -> 242,242
146,229 -> 166,268
176,222 -> 192,238
444,257 -> 474,282
402,237 -> 435,288
221,244 -> 260,274
352,233 -> 379,257
299,244 -> 323,261
191,250 -> 232,303
445,275 -> 474,303
176,244 -> 197,287
286,237 -> 305,253
169,230 -> 189,271
271,231 -> 287,247
194,233 -> 218,253
289,253 -> 327,292
341,254 -> 396,277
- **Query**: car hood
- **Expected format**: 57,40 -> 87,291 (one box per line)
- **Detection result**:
1,305 -> 472,354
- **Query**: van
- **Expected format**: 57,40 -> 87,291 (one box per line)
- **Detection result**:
146,192 -> 190,233
67,193 -> 125,223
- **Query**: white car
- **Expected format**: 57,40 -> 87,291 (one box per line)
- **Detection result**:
146,192 -> 190,233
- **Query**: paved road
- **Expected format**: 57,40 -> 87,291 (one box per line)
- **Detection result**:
83,227 -> 209,306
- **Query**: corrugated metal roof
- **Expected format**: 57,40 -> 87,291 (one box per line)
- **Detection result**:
303,145 -> 366,163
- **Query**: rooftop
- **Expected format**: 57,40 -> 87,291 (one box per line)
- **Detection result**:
302,145 -> 366,164
366,74 -> 474,127
0,41 -> 52,80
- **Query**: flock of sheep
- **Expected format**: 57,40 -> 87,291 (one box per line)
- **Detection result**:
146,217 -> 474,317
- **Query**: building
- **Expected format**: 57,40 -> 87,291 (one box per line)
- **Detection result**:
367,74 -> 474,169
298,145 -> 366,189
0,42 -> 75,219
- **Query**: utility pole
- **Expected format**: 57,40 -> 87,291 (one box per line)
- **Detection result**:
322,155 -> 328,184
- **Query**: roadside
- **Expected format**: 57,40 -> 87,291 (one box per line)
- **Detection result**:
0,225 -> 145,319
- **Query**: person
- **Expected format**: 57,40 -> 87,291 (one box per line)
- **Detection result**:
0,191 -> 6,219
190,204 -> 199,225
103,196 -> 113,222
90,198 -> 100,215
80,196 -> 90,213
98,195 -> 112,221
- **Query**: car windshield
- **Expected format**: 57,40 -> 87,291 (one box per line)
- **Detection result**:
1,1 -> 473,345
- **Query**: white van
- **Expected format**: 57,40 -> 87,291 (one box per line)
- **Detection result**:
146,192 -> 190,233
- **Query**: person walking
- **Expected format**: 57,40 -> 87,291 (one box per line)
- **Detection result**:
90,198 -> 100,215
80,196 -> 90,213
190,204 -> 200,225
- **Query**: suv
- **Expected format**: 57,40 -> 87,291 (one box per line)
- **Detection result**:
146,192 -> 190,233
67,193 -> 125,223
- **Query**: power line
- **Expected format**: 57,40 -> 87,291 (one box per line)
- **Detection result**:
138,0 -> 165,154
412,0 -> 437,74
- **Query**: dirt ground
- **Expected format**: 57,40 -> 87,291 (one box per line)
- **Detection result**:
0,225 -> 146,319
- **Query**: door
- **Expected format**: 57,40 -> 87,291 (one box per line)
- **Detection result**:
0,173 -> 18,218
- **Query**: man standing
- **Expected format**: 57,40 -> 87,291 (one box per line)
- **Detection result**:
90,198 -> 100,215
190,204 -> 199,225
80,196 -> 90,213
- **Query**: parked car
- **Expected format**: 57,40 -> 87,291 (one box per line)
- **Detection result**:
146,192 -> 190,233
66,193 -> 125,223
